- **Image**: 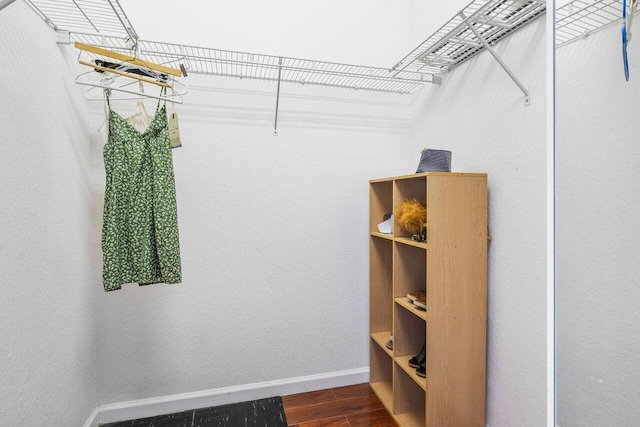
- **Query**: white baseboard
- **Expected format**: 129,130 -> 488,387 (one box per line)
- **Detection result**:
88,367 -> 369,425
82,407 -> 99,427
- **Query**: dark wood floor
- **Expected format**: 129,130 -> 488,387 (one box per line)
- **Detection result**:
282,383 -> 397,427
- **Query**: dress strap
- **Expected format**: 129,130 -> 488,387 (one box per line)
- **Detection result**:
156,87 -> 167,111
104,88 -> 112,109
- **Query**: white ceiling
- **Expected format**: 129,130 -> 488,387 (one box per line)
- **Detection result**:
118,0 -> 472,68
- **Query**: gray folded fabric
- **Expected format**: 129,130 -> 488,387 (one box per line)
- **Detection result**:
416,149 -> 451,173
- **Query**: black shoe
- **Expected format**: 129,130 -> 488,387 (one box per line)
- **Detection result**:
416,362 -> 426,378
408,341 -> 426,368
385,332 -> 393,351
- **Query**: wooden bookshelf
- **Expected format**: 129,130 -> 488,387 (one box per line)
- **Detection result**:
369,172 -> 488,426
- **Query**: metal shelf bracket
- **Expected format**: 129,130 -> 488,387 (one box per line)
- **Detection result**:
273,57 -> 283,137
459,10 -> 531,106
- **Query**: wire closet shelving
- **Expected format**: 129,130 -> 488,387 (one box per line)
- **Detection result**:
24,0 -> 546,97
25,0 -> 137,39
392,0 -> 545,77
67,32 -> 430,94
556,0 -> 632,47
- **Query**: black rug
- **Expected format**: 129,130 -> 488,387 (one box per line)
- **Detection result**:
100,396 -> 288,427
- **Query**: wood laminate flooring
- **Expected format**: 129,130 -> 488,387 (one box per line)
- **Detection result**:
282,384 -> 397,427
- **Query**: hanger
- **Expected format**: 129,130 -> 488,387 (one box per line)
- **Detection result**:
623,0 -> 630,81
74,41 -> 182,77
74,41 -> 188,104
75,71 -> 187,104
126,82 -> 154,132
78,60 -> 173,88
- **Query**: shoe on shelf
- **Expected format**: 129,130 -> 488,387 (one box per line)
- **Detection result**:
416,362 -> 426,378
414,295 -> 426,310
385,332 -> 394,351
407,290 -> 426,302
408,341 -> 426,368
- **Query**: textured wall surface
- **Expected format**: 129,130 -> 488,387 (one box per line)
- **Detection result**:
1,1 -> 552,425
92,0 -> 479,408
410,19 -> 548,426
0,2 -> 99,426
91,74 -> 417,405
556,24 -> 640,426
92,7 -> 549,424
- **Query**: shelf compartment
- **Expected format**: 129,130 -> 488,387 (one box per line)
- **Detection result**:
370,231 -> 394,241
395,355 -> 427,391
370,341 -> 393,414
371,332 -> 394,358
370,237 -> 393,334
393,242 -> 427,300
370,180 -> 393,235
370,380 -> 394,416
395,297 -> 427,322
395,411 -> 426,427
394,300 -> 426,360
393,178 -> 427,240
395,236 -> 428,249
371,338 -> 393,383
393,362 -> 426,425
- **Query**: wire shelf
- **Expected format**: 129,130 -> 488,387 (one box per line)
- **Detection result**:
70,32 -> 430,94
25,0 -> 137,39
391,0 -> 546,77
24,0 -> 545,95
556,0 -> 631,47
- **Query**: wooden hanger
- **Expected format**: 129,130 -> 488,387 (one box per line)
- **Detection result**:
74,41 -> 188,104
74,41 -> 182,77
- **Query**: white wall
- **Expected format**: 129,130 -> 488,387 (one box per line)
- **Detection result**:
94,1 -> 550,414
91,74 -> 417,405
0,2 -> 99,425
90,0 -> 444,408
410,18 -> 548,427
0,1 -> 550,425
556,23 -> 640,426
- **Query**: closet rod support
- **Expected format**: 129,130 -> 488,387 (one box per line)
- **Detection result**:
56,30 -> 70,45
459,11 -> 530,106
274,57 -> 283,136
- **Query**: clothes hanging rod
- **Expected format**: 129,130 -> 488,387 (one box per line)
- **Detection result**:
65,32 -> 430,94
27,0 -> 547,98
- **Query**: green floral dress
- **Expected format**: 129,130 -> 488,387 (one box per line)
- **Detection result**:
101,91 -> 182,291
